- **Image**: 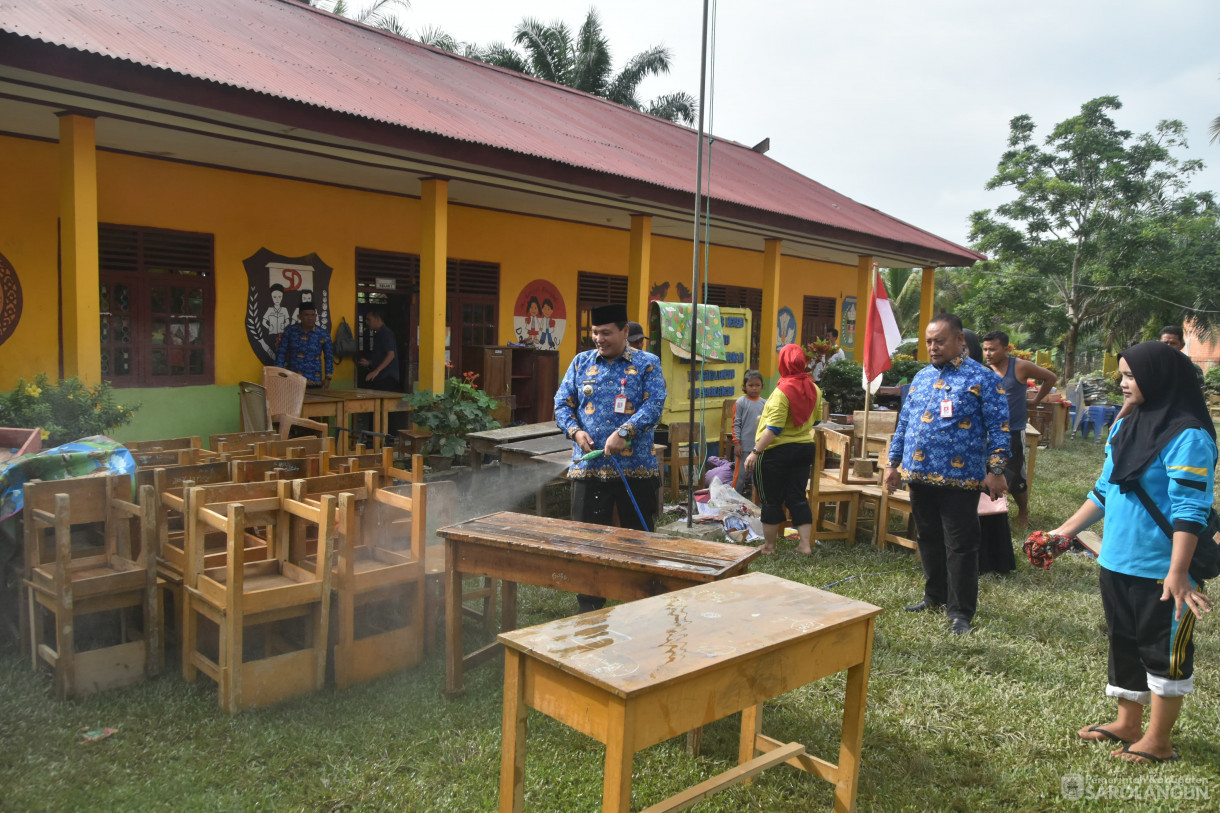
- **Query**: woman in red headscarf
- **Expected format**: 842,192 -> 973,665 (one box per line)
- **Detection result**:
744,343 -> 820,554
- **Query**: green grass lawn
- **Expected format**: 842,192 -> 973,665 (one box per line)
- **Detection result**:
2,440 -> 1218,811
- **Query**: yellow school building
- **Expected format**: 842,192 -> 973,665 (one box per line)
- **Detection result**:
0,0 -> 982,442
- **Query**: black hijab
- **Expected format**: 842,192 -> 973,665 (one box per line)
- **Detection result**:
1109,340 -> 1216,491
962,329 -> 984,364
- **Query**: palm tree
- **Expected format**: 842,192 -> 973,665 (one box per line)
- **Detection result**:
478,9 -> 697,125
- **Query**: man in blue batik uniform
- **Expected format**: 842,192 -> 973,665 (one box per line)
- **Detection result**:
884,313 -> 1010,635
275,293 -> 333,388
555,303 -> 666,612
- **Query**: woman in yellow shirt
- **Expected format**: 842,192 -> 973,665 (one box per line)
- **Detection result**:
744,343 -> 819,554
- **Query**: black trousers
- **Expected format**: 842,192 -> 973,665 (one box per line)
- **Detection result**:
571,476 -> 660,609
908,483 -> 981,622
571,476 -> 659,532
1100,567 -> 1195,695
754,442 -> 815,526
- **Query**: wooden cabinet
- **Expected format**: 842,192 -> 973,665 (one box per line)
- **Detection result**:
467,346 -> 559,426
1027,400 -> 1068,449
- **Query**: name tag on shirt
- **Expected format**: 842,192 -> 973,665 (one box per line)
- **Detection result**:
614,394 -> 628,414
940,399 -> 954,419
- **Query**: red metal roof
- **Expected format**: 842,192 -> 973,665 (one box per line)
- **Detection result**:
0,0 -> 983,265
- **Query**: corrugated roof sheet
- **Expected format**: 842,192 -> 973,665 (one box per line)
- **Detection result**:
0,0 -> 982,264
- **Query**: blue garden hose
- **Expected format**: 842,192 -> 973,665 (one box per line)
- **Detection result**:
580,449 -> 650,530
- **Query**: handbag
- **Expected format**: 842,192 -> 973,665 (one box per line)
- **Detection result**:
978,492 -> 1009,515
1130,482 -> 1220,584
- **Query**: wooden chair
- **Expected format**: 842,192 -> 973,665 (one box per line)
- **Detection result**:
255,435 -> 333,460
209,430 -> 279,459
136,460 -> 244,644
328,479 -> 428,687
325,447 -> 394,475
233,456 -> 322,483
125,436 -> 202,454
130,448 -> 210,468
807,431 -> 860,545
877,479 -> 918,552
22,475 -> 162,699
181,480 -> 334,713
664,422 -> 703,502
718,398 -> 737,461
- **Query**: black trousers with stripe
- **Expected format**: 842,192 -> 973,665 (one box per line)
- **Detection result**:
1100,566 -> 1195,694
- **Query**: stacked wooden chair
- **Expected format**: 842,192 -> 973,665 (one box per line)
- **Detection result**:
22,475 -> 162,698
290,464 -> 428,687
805,428 -> 861,545
181,480 -> 334,713
209,430 -> 279,459
664,422 -> 703,502
136,459 -> 250,644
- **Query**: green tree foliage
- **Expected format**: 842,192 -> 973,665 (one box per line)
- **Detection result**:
818,361 -> 866,415
967,96 -> 1217,380
476,9 -> 697,125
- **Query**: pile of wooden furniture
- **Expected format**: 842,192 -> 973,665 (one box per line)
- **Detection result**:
17,432 -> 434,711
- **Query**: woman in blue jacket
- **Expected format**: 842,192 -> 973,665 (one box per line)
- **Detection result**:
1051,340 -> 1215,763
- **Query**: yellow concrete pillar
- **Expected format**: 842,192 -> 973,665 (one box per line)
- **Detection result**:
853,256 -> 873,363
760,239 -> 783,380
627,215 -> 652,327
419,178 -> 448,393
58,113 -> 101,384
917,266 -> 936,361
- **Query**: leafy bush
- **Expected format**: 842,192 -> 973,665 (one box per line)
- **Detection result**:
894,340 -> 919,358
1205,365 -> 1220,396
882,358 -> 927,386
819,361 -> 866,414
0,374 -> 139,446
404,371 -> 501,458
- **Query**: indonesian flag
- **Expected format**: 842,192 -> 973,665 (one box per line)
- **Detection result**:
863,265 -> 903,393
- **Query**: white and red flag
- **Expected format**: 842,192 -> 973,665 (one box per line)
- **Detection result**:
862,265 -> 903,393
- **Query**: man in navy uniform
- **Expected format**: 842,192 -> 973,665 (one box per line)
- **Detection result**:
555,303 -> 667,612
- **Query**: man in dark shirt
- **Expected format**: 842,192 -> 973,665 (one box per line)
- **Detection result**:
1159,325 -> 1205,390
359,310 -> 399,391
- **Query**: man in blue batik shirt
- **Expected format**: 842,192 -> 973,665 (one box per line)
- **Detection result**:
275,294 -> 333,388
555,303 -> 666,612
884,313 -> 1010,636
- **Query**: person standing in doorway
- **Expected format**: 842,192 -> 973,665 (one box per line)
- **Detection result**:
554,303 -> 666,613
981,331 -> 1058,529
358,310 -> 399,391
885,313 -> 1010,635
275,292 -> 333,389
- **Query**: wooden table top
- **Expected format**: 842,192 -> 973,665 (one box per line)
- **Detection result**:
499,571 -> 880,698
467,423 -> 560,445
497,434 -> 574,458
438,512 -> 757,580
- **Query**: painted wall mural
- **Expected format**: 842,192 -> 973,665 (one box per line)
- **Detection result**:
0,251 -> 21,347
243,249 -> 332,364
512,279 -> 566,349
776,305 -> 796,350
840,296 -> 857,352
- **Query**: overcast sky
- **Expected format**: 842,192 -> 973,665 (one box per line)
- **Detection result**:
356,0 -> 1220,252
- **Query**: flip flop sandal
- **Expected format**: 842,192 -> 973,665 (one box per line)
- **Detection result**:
1117,745 -> 1180,764
1078,725 -> 1132,745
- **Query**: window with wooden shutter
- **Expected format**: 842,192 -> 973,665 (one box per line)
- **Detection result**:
705,283 -> 762,368
801,295 -> 838,347
99,225 -> 214,387
576,271 -> 628,349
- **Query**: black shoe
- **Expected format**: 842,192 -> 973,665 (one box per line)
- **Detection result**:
904,599 -> 943,613
949,617 -> 971,635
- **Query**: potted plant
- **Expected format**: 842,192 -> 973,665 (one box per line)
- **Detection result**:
403,370 -> 501,468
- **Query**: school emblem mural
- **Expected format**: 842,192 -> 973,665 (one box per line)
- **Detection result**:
512,280 -> 566,349
0,251 -> 21,347
243,249 -> 332,364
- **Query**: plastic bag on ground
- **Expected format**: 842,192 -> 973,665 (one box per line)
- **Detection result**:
708,477 -> 764,541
